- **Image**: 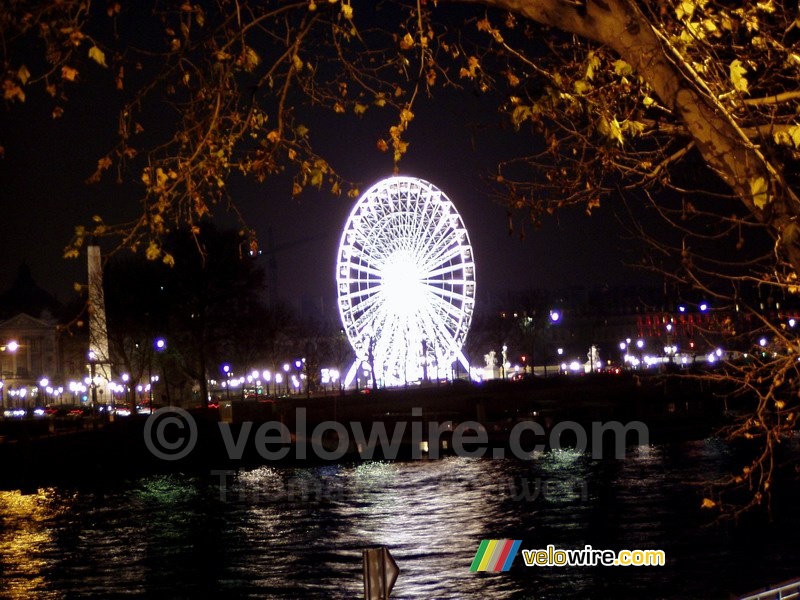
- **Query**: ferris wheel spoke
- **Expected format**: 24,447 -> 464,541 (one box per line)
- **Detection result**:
422,260 -> 473,281
341,261 -> 386,279
339,283 -> 381,302
350,293 -> 389,329
422,297 -> 463,337
426,283 -> 473,305
421,238 -> 466,272
416,208 -> 452,259
418,309 -> 458,361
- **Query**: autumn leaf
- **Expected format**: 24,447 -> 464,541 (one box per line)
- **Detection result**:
701,498 -> 717,509
145,241 -> 161,261
574,80 -> 591,95
341,3 -> 353,19
598,115 -> 624,145
399,33 -> 414,51
505,70 -> 520,87
729,60 -> 748,93
244,47 -> 261,71
613,59 -> 632,76
376,138 -> 389,152
3,80 -> 25,102
89,46 -> 107,67
426,69 -> 437,87
585,51 -> 601,80
750,176 -> 769,210
17,65 -> 30,85
61,66 -> 79,82
292,54 -> 303,72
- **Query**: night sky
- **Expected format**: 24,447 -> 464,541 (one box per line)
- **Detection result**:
0,63 -> 644,315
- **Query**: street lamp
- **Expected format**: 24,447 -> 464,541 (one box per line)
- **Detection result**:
39,377 -> 49,409
283,363 -> 290,394
150,338 -> 166,412
222,364 -> 232,401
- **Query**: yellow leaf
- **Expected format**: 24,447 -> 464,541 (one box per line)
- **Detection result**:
701,498 -> 716,509
400,33 -> 414,51
61,66 -> 79,81
775,400 -> 786,409
399,108 -> 414,124
341,3 -> 353,19
17,65 -> 30,85
162,253 -> 175,267
354,103 -> 367,116
585,51 -> 601,81
292,54 -> 303,72
376,138 -> 389,152
89,46 -> 107,67
574,79 -> 591,94
245,47 -> 261,71
730,60 -> 748,93
267,130 -> 281,143
613,59 -> 632,77
145,241 -> 161,261
3,80 -> 25,102
749,176 -> 769,209
292,182 -> 303,196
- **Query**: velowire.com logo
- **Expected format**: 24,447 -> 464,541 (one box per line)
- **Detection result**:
470,540 -> 522,572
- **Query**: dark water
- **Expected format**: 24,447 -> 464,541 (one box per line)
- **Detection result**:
1,438 -> 799,599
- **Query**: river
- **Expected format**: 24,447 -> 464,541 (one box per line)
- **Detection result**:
1,437 -> 798,599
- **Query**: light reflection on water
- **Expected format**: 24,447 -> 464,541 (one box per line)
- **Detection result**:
0,439 -> 798,599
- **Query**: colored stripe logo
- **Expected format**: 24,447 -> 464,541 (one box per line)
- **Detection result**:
470,540 -> 522,572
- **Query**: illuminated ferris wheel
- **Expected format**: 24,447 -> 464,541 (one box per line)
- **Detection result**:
336,176 -> 476,387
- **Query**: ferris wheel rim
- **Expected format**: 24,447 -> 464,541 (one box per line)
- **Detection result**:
336,176 -> 476,385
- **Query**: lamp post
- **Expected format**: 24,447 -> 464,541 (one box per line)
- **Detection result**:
121,373 -> 130,409
88,351 -> 99,409
222,364 -> 232,401
154,338 -> 167,407
262,370 -> 271,396
283,363 -> 290,395
39,377 -> 49,409
636,339 -> 645,370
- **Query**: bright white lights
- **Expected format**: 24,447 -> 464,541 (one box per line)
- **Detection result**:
336,176 -> 476,386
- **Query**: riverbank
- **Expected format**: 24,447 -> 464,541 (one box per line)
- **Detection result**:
0,373 -> 735,487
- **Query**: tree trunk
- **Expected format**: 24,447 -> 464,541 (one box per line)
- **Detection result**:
451,0 -> 800,272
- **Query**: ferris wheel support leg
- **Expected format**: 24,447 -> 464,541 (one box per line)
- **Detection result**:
344,360 -> 361,389
457,350 -> 472,379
